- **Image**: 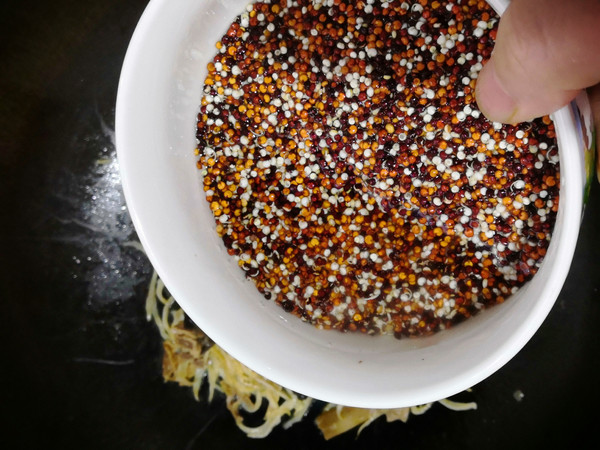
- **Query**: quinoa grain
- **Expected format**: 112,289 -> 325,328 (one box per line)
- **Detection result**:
196,0 -> 559,338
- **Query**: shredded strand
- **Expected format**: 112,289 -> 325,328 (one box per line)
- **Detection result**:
146,269 -> 477,439
147,270 -> 312,438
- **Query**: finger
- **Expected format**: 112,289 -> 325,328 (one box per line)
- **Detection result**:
475,0 -> 600,124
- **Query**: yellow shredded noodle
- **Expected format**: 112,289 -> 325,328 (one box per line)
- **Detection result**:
146,270 -> 477,439
146,271 -> 312,438
315,399 -> 476,440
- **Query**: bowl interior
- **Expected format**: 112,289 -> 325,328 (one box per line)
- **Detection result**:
116,0 -> 584,408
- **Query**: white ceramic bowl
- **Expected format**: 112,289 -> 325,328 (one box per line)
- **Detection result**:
116,0 -> 587,408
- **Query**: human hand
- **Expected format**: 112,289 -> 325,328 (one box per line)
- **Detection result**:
475,0 -> 600,181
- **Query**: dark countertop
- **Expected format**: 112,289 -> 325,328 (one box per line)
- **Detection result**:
1,1 -> 599,448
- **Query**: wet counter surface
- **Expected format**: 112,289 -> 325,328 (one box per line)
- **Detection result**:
1,1 -> 599,448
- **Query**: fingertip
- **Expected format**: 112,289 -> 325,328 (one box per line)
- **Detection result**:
475,58 -> 520,124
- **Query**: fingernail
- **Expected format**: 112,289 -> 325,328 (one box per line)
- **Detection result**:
475,59 -> 519,124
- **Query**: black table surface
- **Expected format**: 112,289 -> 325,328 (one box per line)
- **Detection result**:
1,1 -> 599,448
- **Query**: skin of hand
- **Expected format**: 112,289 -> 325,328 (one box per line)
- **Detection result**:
474,0 -> 600,181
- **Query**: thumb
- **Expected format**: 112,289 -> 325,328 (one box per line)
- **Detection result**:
475,0 -> 600,124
